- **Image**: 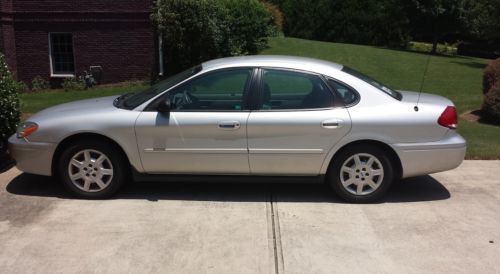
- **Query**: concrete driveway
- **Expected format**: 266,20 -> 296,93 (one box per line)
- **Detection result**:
0,160 -> 499,273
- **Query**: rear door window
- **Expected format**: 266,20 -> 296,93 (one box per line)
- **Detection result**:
259,69 -> 334,110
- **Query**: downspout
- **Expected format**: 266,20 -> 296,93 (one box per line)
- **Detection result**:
158,33 -> 164,76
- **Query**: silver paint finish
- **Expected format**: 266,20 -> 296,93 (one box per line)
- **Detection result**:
247,108 -> 351,175
8,55 -> 466,180
7,136 -> 56,176
135,111 -> 250,174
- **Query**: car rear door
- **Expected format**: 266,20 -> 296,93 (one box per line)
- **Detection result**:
247,68 -> 352,175
135,68 -> 256,174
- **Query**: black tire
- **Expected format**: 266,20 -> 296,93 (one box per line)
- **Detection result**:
327,144 -> 394,203
57,140 -> 128,199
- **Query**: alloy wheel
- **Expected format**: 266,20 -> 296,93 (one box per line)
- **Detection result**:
67,149 -> 114,192
340,153 -> 384,196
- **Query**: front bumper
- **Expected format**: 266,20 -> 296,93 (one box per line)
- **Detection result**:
393,132 -> 466,178
8,134 -> 57,176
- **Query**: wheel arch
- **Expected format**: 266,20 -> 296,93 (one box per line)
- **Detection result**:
325,140 -> 402,180
51,132 -> 131,176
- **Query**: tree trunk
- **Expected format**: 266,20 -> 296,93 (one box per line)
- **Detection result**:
431,35 -> 438,54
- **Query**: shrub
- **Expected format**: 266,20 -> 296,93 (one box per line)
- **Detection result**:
14,81 -> 30,93
483,58 -> 500,95
483,81 -> 500,121
152,0 -> 230,75
407,41 -> 457,55
152,0 -> 275,75
261,1 -> 283,33
62,77 -> 85,92
279,0 -> 410,47
0,53 -> 21,155
31,75 -> 50,91
221,0 -> 274,54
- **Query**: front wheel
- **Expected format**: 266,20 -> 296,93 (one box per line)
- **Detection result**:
327,145 -> 394,203
58,141 -> 128,198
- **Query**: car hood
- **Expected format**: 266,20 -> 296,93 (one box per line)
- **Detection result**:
398,90 -> 453,106
28,95 -> 120,121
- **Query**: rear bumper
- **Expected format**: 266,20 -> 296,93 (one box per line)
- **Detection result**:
8,135 -> 57,176
393,132 -> 466,178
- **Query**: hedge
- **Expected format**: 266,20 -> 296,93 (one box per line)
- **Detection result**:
151,0 -> 275,76
0,53 -> 21,156
483,81 -> 500,121
483,58 -> 500,95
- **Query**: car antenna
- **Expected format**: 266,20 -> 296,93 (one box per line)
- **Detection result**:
414,53 -> 432,112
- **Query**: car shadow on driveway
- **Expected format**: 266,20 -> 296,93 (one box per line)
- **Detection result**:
5,173 -> 450,203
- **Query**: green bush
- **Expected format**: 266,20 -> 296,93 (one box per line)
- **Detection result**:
483,58 -> 500,95
0,53 -> 21,155
14,81 -> 29,93
279,0 -> 409,47
261,1 -> 283,33
483,81 -> 500,121
62,77 -> 85,92
222,0 -> 275,55
31,75 -> 50,91
408,41 -> 458,55
152,0 -> 275,75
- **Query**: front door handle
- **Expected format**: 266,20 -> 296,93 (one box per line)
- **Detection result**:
322,119 -> 343,129
218,121 -> 241,130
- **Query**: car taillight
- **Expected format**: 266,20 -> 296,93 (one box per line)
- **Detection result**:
16,122 -> 38,138
438,106 -> 458,129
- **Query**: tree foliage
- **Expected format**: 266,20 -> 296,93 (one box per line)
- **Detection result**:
0,53 -> 20,154
152,0 -> 275,75
408,0 -> 464,53
272,0 -> 500,51
462,0 -> 500,43
280,0 -> 410,47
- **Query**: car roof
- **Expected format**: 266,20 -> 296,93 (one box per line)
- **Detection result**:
202,55 -> 343,75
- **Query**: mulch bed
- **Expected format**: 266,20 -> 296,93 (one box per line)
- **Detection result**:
461,109 -> 500,126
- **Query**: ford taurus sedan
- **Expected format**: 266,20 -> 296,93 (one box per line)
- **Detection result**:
9,56 -> 466,202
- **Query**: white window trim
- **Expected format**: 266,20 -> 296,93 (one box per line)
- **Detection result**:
48,32 -> 75,77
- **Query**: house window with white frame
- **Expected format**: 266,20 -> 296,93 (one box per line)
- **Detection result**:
49,33 -> 75,76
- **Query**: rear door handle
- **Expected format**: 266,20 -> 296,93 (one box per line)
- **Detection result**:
218,121 -> 241,130
322,119 -> 343,129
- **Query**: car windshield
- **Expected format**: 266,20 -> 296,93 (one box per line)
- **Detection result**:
118,65 -> 202,110
342,66 -> 402,100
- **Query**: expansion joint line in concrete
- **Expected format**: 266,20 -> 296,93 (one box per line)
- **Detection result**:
267,190 -> 284,274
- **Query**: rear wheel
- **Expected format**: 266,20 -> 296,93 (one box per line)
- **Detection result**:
327,145 -> 394,203
58,140 -> 127,198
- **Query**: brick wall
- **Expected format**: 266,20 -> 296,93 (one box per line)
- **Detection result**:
1,0 -> 157,85
14,21 -> 155,85
1,22 -> 17,76
12,0 -> 153,12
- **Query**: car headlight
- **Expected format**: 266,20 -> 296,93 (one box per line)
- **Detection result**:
16,122 -> 38,138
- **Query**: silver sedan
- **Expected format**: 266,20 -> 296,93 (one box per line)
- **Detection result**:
9,56 -> 466,202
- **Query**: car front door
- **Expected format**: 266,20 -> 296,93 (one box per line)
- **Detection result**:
135,68 -> 255,174
247,68 -> 352,175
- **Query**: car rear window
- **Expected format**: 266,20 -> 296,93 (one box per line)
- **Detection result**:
342,66 -> 402,100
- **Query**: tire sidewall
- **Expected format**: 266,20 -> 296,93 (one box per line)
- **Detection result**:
58,140 -> 127,199
328,145 -> 394,203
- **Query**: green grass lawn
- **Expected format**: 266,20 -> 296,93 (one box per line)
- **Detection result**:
261,37 -> 500,159
20,84 -> 146,115
20,37 -> 500,159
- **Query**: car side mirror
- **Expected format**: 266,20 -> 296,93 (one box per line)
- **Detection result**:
157,98 -> 172,113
